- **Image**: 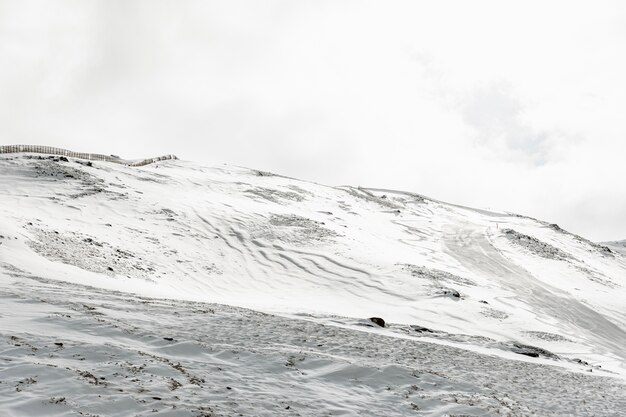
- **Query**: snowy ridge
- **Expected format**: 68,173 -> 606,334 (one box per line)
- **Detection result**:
1,154 -> 625,416
604,239 -> 626,255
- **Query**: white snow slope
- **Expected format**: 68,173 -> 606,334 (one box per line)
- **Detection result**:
1,154 -> 625,416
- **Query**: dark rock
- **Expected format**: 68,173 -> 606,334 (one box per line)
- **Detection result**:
515,350 -> 539,358
410,325 -> 434,333
512,343 -> 558,359
549,223 -> 564,232
107,267 -> 114,272
54,342 -> 63,347
369,317 -> 386,327
442,289 -> 461,298
59,156 -> 69,162
479,300 -> 489,304
163,337 -> 174,341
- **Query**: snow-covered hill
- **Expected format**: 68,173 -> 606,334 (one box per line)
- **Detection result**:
1,153 -> 625,416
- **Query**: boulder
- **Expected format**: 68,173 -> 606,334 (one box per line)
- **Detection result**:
368,317 -> 386,327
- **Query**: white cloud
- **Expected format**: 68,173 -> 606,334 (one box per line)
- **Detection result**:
0,0 -> 625,241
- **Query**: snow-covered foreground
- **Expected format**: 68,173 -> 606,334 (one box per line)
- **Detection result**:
2,267 -> 626,417
1,154 -> 626,416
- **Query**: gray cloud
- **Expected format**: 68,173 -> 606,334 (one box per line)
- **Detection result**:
459,82 -> 551,166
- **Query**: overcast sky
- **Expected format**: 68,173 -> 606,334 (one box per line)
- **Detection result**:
1,0 -> 625,241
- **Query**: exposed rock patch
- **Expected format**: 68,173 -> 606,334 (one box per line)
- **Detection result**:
523,331 -> 572,343
510,343 -> 559,359
245,187 -> 306,204
502,229 -> 571,261
25,223 -> 158,281
250,214 -> 340,246
547,223 -> 614,257
401,264 -> 476,287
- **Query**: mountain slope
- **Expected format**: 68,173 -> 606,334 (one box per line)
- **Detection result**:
1,153 -> 626,415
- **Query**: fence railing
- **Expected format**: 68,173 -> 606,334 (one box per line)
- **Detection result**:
0,145 -> 177,167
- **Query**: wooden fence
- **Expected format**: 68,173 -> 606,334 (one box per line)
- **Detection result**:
0,145 -> 177,167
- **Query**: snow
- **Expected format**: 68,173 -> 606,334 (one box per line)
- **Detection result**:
1,154 -> 626,416
2,270 -> 626,417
